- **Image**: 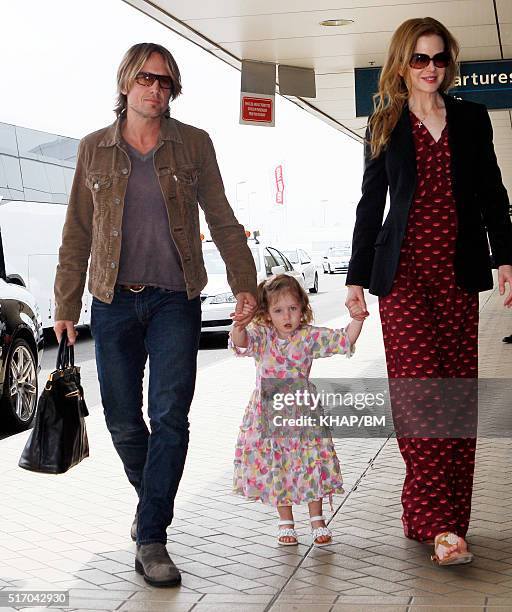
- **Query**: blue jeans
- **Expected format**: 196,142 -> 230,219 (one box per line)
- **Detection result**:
91,287 -> 201,545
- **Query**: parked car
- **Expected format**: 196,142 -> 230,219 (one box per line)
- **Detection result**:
200,239 -> 305,334
0,232 -> 44,432
278,247 -> 319,293
323,245 -> 351,274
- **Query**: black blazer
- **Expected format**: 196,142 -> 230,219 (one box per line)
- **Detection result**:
346,93 -> 512,296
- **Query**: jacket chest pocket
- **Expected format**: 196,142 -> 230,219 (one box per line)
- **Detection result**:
86,174 -> 113,210
173,166 -> 199,201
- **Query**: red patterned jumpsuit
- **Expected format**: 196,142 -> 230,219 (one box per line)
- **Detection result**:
378,112 -> 479,542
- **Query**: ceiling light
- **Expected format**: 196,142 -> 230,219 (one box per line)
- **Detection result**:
320,19 -> 353,27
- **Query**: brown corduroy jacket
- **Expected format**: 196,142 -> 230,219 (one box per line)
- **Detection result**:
54,116 -> 257,322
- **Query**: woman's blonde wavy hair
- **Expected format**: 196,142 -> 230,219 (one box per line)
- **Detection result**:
253,274 -> 313,327
369,17 -> 459,158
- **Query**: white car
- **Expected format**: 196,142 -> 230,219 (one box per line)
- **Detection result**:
323,245 -> 351,274
200,240 -> 305,334
278,247 -> 319,293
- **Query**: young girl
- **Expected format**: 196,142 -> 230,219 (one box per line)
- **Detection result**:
229,274 -> 364,546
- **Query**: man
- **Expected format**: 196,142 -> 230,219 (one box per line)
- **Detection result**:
54,43 -> 257,587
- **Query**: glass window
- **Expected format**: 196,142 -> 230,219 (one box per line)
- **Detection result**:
0,124 -> 78,203
63,166 -> 75,195
281,254 -> 294,272
0,185 -> 24,200
264,249 -> 278,275
50,191 -> 68,205
0,123 -> 19,156
0,154 -> 23,194
45,163 -> 67,197
20,158 -> 51,196
57,139 -> 79,166
300,250 -> 311,263
282,249 -> 299,264
268,248 -> 287,270
16,127 -> 73,164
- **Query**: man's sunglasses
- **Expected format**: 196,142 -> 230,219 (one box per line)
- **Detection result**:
409,52 -> 451,69
134,71 -> 173,90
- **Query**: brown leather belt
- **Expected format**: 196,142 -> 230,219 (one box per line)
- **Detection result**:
118,284 -> 145,293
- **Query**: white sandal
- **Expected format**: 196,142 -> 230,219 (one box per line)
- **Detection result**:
277,520 -> 298,546
310,515 -> 332,546
431,532 -> 474,566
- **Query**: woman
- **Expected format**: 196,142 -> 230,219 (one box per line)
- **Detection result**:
346,17 -> 512,565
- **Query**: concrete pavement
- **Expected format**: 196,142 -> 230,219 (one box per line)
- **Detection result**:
0,274 -> 511,611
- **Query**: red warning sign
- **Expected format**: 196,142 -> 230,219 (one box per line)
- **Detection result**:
241,96 -> 273,123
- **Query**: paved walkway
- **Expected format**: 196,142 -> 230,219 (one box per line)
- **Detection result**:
1,276 -> 511,611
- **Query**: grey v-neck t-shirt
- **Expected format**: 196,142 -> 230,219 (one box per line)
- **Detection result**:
117,141 -> 186,292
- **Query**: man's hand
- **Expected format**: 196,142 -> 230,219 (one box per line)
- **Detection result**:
345,285 -> 369,321
498,264 -> 512,307
54,320 -> 78,345
231,292 -> 257,328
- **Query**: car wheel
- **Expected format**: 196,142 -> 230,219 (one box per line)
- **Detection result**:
309,273 -> 318,294
328,264 -> 334,274
323,265 -> 328,274
1,338 -> 38,432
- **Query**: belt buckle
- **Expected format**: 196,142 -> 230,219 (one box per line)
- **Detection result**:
129,285 -> 145,293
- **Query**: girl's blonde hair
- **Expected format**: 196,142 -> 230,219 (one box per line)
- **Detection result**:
253,274 -> 313,327
369,17 -> 459,158
115,42 -> 182,117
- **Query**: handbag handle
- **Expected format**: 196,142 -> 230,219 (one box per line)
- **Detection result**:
56,329 -> 75,370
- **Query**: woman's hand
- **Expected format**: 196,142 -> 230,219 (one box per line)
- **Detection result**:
345,285 -> 369,321
498,265 -> 512,307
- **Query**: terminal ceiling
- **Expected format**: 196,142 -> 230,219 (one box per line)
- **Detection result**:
124,0 -> 512,193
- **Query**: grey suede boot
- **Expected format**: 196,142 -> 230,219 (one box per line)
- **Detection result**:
135,543 -> 181,587
130,513 -> 137,542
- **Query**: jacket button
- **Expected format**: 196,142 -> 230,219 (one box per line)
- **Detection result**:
114,197 -> 121,204
111,262 -> 117,269
106,291 -> 112,298
121,168 -> 129,175
112,230 -> 119,237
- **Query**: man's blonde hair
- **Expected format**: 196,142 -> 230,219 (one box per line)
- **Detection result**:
114,42 -> 182,117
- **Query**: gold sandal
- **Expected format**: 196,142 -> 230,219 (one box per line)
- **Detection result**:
431,532 -> 474,566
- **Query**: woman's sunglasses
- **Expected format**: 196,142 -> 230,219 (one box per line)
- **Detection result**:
409,52 -> 451,69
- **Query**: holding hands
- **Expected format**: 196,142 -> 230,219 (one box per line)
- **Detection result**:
230,292 -> 256,349
345,285 -> 370,321
230,292 -> 257,329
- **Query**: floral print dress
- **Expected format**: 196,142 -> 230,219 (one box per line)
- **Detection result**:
229,323 -> 353,507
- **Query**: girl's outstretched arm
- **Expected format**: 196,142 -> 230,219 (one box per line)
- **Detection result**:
230,323 -> 249,348
345,318 -> 364,347
230,302 -> 254,348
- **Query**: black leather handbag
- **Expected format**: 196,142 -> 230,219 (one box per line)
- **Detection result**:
19,331 -> 89,474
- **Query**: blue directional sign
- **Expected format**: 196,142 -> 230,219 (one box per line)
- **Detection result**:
355,59 -> 512,117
